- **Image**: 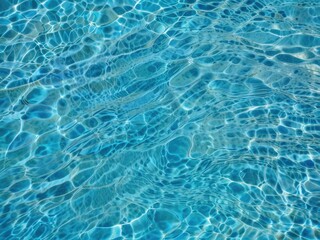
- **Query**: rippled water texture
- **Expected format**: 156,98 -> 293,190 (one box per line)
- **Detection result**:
1,0 -> 320,239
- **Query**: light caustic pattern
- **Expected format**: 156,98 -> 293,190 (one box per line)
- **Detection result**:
0,0 -> 320,239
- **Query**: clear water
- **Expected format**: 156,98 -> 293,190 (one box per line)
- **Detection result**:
1,0 -> 320,239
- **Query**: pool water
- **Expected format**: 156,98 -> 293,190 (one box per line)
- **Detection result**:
1,0 -> 320,239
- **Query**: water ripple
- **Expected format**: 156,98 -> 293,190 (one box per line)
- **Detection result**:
1,0 -> 320,239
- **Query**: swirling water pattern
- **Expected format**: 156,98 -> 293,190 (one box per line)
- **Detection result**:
0,0 -> 320,239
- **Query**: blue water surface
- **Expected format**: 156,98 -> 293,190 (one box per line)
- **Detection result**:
1,0 -> 320,239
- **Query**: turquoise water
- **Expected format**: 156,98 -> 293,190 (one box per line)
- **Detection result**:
1,0 -> 320,239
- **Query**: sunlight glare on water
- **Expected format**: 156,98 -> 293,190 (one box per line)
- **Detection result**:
0,0 -> 320,239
